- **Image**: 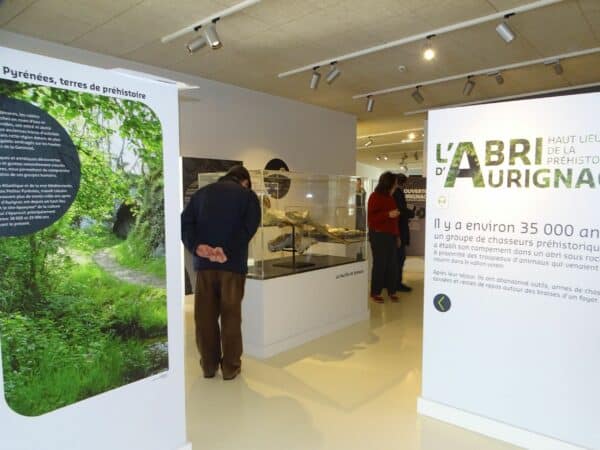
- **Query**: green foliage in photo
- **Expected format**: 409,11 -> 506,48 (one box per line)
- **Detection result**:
113,239 -> 166,279
0,79 -> 168,416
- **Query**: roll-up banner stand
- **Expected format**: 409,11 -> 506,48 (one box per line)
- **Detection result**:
420,92 -> 600,449
0,47 -> 188,450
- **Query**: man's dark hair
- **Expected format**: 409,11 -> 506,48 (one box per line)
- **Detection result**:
223,165 -> 252,189
374,171 -> 397,194
397,173 -> 408,185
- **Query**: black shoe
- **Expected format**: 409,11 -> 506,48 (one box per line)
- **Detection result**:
397,284 -> 412,292
200,359 -> 218,378
222,367 -> 241,381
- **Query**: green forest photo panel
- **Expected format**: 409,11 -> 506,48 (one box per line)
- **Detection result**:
0,80 -> 168,416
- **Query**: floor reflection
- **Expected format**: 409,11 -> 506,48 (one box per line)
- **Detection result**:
185,266 -> 520,450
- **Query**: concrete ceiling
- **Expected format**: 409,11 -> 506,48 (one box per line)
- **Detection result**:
2,0 -> 600,171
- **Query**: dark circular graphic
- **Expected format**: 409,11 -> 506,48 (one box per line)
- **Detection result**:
433,293 -> 451,312
265,158 -> 289,172
264,158 -> 290,199
0,97 -> 81,237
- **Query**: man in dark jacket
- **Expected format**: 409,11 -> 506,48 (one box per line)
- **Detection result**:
393,173 -> 415,292
355,177 -> 367,231
181,166 -> 261,380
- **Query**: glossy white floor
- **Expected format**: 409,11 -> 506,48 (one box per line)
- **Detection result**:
184,263 -> 520,450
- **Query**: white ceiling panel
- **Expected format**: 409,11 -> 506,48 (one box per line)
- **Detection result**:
578,0 -> 600,41
0,0 -> 36,25
4,0 -> 98,42
1,0 -> 599,152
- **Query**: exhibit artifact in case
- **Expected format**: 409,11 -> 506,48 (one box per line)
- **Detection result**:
197,170 -> 367,279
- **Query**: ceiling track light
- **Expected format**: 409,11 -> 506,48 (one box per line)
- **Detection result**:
423,34 -> 436,61
365,137 -> 373,147
412,86 -> 424,104
496,13 -> 516,43
554,61 -> 563,75
188,18 -> 221,53
554,61 -> 564,75
544,59 -> 564,75
408,132 -> 416,140
375,155 -> 381,161
490,71 -> 505,85
186,34 -> 207,54
310,66 -> 321,90
366,95 -> 375,112
463,76 -> 476,96
203,19 -> 222,49
326,62 -> 341,84
383,155 -> 389,161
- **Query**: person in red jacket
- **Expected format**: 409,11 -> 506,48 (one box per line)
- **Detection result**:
367,171 -> 400,303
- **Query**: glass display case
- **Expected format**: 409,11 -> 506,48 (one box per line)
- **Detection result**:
197,170 -> 368,279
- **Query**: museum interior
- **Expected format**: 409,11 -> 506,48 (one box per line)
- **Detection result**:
1,1 -> 599,450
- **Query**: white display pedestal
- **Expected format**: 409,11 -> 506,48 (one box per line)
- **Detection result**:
242,261 -> 369,359
417,398 -> 585,450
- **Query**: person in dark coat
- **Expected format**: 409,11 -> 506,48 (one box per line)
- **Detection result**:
393,173 -> 415,292
181,165 -> 261,380
355,177 -> 367,231
367,172 -> 400,303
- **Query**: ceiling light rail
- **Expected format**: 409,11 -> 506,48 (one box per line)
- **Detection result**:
357,140 -> 424,150
277,0 -> 563,79
403,81 -> 600,116
353,46 -> 600,100
161,0 -> 261,44
357,128 -> 423,139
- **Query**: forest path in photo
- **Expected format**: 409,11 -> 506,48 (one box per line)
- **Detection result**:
93,249 -> 165,288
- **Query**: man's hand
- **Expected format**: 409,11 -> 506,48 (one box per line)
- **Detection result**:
195,245 -> 228,263
388,209 -> 400,219
196,244 -> 212,258
210,247 -> 227,263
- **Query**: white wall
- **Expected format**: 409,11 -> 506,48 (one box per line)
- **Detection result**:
356,162 -> 381,187
179,91 -> 355,173
0,30 -> 356,175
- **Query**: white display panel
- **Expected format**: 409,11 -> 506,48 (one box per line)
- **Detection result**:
421,92 -> 600,449
0,47 -> 187,450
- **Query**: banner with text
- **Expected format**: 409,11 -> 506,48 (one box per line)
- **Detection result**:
0,47 -> 186,450
421,92 -> 600,449
405,175 -> 426,257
